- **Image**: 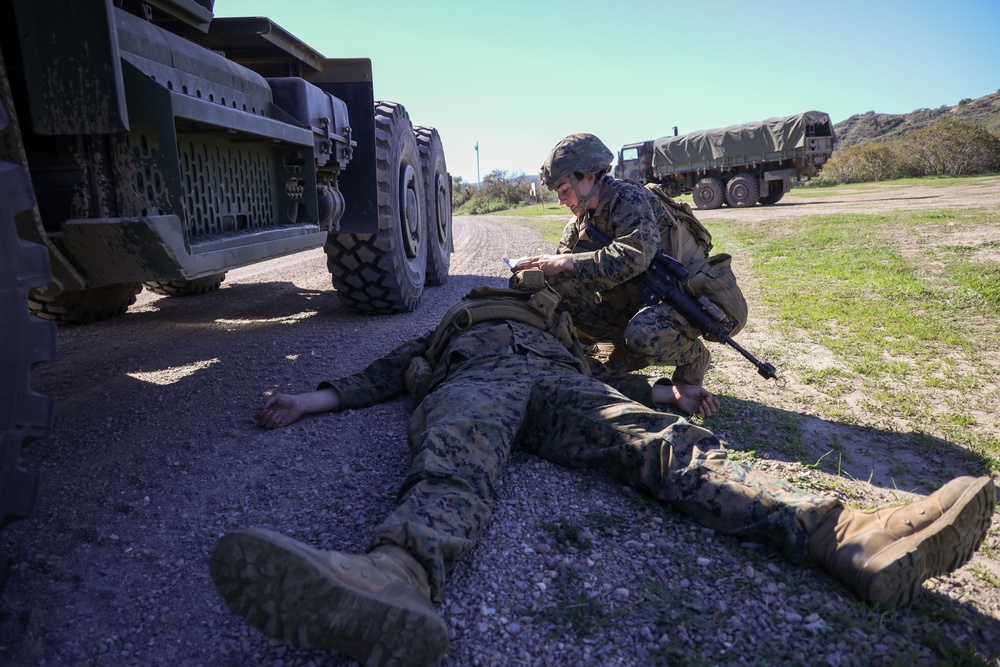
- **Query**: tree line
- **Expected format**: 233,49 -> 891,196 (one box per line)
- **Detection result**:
450,118 -> 1000,208
451,170 -> 555,214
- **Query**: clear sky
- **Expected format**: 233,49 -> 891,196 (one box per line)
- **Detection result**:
214,0 -> 1000,185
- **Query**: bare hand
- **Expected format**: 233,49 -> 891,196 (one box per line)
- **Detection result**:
255,393 -> 305,429
654,384 -> 720,418
512,254 -> 574,275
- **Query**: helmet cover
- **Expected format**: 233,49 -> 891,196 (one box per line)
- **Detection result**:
540,133 -> 613,188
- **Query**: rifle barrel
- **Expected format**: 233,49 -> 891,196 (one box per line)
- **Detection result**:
583,223 -> 779,382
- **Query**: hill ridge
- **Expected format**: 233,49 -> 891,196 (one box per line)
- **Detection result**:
834,89 -> 1000,149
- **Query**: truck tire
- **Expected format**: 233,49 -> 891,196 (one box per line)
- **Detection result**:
326,102 -> 426,313
1,163 -> 55,595
693,177 -> 725,210
725,173 -> 759,207
142,273 -> 227,296
414,126 -> 452,286
758,181 -> 785,206
28,283 -> 143,324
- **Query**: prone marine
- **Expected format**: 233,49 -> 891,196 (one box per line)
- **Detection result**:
209,270 -> 995,667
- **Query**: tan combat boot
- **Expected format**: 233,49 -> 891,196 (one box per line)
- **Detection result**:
808,476 -> 995,607
210,528 -> 448,667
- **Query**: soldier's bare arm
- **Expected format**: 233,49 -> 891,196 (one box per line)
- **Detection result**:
255,388 -> 342,429
512,254 -> 575,275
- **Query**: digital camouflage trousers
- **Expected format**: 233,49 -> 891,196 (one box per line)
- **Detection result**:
548,276 -> 711,383
367,352 -> 838,601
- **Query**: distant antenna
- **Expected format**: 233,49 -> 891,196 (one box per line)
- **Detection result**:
475,142 -> 480,186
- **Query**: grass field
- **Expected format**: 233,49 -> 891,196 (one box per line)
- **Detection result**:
492,177 -> 1000,479
711,205 -> 1000,472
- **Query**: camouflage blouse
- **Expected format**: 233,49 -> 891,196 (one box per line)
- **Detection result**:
320,321 -> 667,412
556,175 -> 660,292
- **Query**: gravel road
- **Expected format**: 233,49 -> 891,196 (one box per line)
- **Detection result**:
2,189 -> 998,666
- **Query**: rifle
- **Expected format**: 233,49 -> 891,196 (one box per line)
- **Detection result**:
584,224 -> 778,381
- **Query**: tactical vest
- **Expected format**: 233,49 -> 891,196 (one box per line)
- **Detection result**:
643,182 -> 713,265
404,271 -> 592,399
644,183 -> 749,339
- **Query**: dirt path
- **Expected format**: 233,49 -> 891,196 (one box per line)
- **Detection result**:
1,179 -> 998,665
694,175 -> 1000,223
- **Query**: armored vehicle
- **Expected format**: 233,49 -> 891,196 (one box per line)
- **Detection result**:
0,0 -> 452,590
615,111 -> 836,209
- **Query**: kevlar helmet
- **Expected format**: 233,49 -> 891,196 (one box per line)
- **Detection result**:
540,133 -> 613,188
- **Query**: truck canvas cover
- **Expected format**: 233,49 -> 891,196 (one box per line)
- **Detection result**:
652,111 -> 833,172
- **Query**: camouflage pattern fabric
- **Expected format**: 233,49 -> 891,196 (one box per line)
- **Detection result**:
555,175 -> 660,292
551,175 -> 711,379
539,133 -> 614,188
550,273 -> 709,377
323,320 -> 838,602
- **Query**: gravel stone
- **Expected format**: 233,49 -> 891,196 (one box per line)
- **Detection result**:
2,201 -> 999,666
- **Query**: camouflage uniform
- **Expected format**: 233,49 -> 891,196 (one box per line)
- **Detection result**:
549,174 -> 711,382
323,319 -> 838,602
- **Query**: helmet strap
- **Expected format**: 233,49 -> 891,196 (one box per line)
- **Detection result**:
569,174 -> 597,216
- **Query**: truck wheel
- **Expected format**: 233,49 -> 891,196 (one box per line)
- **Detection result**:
693,177 -> 725,210
725,173 -> 759,207
28,282 -> 143,324
142,273 -> 227,296
758,181 -> 785,205
326,101 -> 426,313
1,163 -> 55,594
414,126 -> 452,286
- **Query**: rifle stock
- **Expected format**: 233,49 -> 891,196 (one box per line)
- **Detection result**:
584,224 -> 778,381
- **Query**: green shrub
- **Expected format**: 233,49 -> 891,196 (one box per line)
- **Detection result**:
479,169 -> 531,206
451,175 -> 474,209
816,119 -> 1000,185
456,169 -> 534,215
899,118 -> 1000,175
463,197 -> 510,214
814,141 -> 911,184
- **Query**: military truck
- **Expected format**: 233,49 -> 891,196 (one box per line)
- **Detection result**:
0,0 -> 453,590
615,111 -> 836,209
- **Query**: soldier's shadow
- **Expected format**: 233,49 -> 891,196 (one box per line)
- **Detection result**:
703,395 -> 1000,660
708,395 -> 990,496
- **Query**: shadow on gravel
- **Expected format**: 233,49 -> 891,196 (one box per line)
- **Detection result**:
1,276 -> 476,666
709,395 -> 991,496
44,277 -> 458,368
4,271 -> 999,666
904,588 -> 1000,663
28,275 -> 505,434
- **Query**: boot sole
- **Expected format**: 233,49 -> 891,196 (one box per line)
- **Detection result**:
860,477 -> 995,607
209,528 -> 448,667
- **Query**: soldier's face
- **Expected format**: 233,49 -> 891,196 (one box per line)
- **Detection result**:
555,174 -> 597,214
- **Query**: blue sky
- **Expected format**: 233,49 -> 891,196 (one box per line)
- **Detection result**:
215,0 -> 1000,184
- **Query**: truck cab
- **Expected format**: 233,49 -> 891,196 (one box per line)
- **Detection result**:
614,141 -> 653,183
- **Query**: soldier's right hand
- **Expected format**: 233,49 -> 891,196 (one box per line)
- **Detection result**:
255,394 -> 305,429
653,384 -> 720,418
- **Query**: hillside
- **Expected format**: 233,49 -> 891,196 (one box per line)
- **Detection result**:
834,89 -> 1000,149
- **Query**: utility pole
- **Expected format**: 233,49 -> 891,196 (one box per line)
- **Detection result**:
474,142 -> 480,187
